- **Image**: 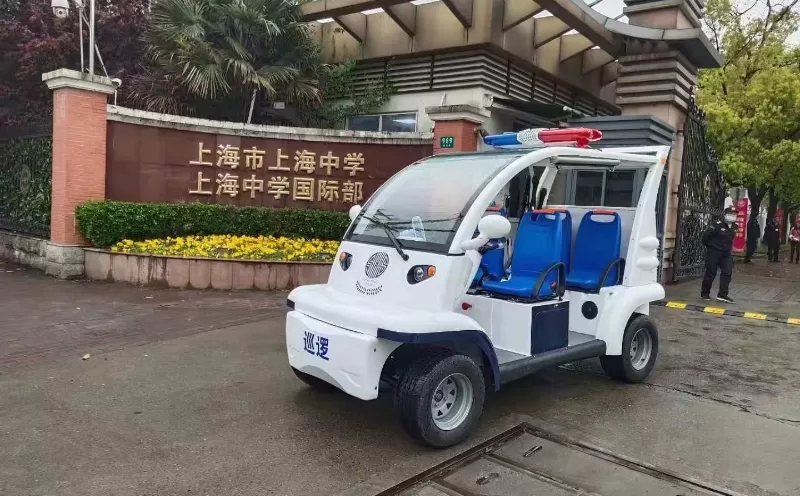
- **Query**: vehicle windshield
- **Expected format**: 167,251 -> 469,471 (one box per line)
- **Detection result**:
347,152 -> 524,253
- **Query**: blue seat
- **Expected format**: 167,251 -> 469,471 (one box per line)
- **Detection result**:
531,208 -> 572,274
566,210 -> 624,291
482,209 -> 570,299
471,240 -> 506,287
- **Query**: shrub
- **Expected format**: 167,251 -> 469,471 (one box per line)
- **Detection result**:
75,201 -> 351,247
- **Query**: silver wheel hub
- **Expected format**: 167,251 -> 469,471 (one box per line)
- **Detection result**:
629,328 -> 653,371
430,373 -> 473,431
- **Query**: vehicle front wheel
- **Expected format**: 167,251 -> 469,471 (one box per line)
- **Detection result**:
292,367 -> 340,392
600,315 -> 659,383
395,351 -> 486,448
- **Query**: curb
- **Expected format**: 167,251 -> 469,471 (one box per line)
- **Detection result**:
654,300 -> 800,325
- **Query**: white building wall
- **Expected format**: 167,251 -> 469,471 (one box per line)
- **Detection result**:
372,87 -> 491,132
370,88 -> 523,152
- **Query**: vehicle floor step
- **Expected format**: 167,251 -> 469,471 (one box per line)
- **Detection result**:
495,332 -> 597,366
495,348 -> 527,365
568,331 -> 595,346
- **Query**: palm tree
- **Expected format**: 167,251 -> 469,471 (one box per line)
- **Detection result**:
131,0 -> 321,120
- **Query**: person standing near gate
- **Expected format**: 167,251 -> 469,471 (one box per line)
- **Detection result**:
744,216 -> 760,264
789,219 -> 800,264
764,216 -> 781,262
701,207 -> 738,303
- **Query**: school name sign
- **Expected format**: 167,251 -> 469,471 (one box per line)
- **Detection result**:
105,121 -> 432,212
187,142 -> 367,204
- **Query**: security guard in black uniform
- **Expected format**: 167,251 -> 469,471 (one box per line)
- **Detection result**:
700,207 -> 738,303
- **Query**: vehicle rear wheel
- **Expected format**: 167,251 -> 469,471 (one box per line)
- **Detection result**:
395,351 -> 486,448
600,315 -> 659,383
292,367 -> 340,392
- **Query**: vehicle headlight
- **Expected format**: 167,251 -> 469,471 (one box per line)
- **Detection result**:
339,252 -> 352,271
407,265 -> 435,284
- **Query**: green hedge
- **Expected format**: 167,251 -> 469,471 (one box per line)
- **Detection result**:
75,201 -> 351,247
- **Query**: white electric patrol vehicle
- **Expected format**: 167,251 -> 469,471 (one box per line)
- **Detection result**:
286,127 -> 669,448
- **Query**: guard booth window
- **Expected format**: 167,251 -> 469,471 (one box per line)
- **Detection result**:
575,171 -> 603,206
549,169 -> 641,207
603,171 -> 636,207
575,170 -> 636,207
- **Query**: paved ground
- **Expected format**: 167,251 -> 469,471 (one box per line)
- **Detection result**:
0,262 -> 287,373
667,257 -> 800,318
1,260 -> 799,496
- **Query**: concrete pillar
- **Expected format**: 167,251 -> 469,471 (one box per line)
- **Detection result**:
615,0 -> 704,282
425,105 -> 489,154
42,69 -> 114,278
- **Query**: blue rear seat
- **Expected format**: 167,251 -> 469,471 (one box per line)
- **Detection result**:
531,208 -> 572,274
566,210 -> 624,291
481,209 -> 570,299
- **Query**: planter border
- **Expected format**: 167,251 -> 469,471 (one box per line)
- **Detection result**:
84,249 -> 331,290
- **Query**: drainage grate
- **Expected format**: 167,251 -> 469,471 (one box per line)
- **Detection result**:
380,424 -> 745,496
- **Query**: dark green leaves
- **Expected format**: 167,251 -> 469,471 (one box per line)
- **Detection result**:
0,136 -> 51,237
75,200 -> 350,247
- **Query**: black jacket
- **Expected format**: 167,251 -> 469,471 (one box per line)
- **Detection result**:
764,220 -> 781,245
702,219 -> 737,253
746,219 -> 760,244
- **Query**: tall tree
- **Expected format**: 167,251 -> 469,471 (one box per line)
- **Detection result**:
697,0 -> 800,219
130,0 -> 322,121
0,0 -> 150,127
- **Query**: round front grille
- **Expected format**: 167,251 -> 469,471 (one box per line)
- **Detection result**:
365,252 -> 390,278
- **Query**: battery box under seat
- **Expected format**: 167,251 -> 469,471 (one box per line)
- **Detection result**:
461,294 -> 570,356
481,209 -> 571,300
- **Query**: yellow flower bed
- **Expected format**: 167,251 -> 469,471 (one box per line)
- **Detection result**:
110,235 -> 340,262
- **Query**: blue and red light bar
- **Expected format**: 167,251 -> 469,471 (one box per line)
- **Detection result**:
483,128 -> 602,148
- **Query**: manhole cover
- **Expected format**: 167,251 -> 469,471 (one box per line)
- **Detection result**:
381,424 -> 743,496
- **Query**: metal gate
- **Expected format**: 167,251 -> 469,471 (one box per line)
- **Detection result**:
673,98 -> 726,281
0,125 -> 52,238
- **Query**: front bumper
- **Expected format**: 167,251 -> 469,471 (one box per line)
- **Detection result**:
286,311 -> 401,400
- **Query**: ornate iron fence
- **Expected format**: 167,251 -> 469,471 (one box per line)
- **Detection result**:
672,98 -> 726,281
0,126 -> 52,238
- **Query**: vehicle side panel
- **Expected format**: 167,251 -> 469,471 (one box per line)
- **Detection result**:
594,284 -> 664,355
286,311 -> 400,400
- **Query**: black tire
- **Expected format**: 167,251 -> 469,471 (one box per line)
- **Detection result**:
395,351 -> 486,448
600,314 -> 659,383
292,367 -> 340,392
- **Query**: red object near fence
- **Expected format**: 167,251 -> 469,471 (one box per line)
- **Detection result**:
733,198 -> 749,253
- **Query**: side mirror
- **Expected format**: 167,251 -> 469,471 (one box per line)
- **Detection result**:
349,205 -> 362,222
461,215 -> 511,251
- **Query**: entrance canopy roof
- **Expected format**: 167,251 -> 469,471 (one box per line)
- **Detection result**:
302,0 -> 721,100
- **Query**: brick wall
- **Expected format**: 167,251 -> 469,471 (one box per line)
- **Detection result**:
51,87 -> 108,245
433,120 -> 479,154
